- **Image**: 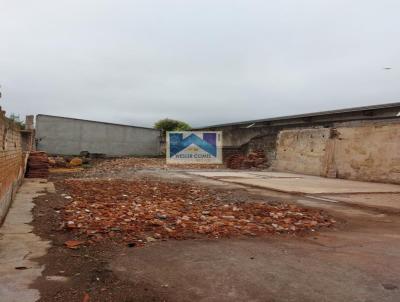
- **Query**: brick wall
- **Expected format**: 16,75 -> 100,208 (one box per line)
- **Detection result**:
0,109 -> 30,225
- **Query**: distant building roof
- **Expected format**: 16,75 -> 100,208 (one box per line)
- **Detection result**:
196,102 -> 400,129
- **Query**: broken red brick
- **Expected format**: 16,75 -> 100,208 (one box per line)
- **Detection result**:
226,150 -> 267,169
79,157 -> 223,178
60,179 -> 335,245
82,292 -> 90,302
64,240 -> 85,249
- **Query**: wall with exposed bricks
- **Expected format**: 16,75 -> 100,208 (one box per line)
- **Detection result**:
0,110 -> 30,225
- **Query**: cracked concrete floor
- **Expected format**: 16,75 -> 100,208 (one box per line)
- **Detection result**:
112,230 -> 400,302
0,179 -> 53,302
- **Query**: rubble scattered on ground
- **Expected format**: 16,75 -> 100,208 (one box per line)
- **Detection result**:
50,156 -> 67,168
79,157 -> 223,177
48,155 -> 89,169
49,167 -> 83,174
26,151 -> 49,178
64,240 -> 85,249
61,179 -> 335,245
226,150 -> 268,169
90,157 -> 164,170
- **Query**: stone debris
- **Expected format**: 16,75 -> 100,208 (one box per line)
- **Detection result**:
48,156 -> 87,168
45,275 -> 70,282
62,179 -> 335,245
226,150 -> 268,169
53,156 -> 68,168
69,157 -> 83,167
26,151 -> 49,178
80,157 -> 223,177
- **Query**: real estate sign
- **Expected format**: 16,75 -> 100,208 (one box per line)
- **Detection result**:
166,131 -> 223,164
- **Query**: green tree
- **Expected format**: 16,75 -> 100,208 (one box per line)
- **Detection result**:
154,118 -> 191,132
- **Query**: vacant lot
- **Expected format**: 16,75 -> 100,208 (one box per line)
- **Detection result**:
30,158 -> 400,302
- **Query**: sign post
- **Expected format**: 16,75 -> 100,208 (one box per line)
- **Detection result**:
166,131 -> 223,164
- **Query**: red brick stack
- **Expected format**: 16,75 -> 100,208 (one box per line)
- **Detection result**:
26,151 -> 49,178
226,150 -> 267,169
226,154 -> 246,169
247,150 -> 267,167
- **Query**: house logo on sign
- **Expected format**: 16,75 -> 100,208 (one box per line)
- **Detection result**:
167,131 -> 223,164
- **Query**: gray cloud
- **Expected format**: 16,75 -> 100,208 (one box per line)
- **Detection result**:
1,0 -> 399,127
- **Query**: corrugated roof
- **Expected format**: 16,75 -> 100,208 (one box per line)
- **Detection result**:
196,102 -> 400,129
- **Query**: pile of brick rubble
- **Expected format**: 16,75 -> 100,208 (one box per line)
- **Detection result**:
61,179 -> 335,245
79,157 -> 223,178
226,150 -> 268,169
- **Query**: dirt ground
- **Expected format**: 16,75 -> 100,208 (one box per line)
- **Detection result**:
30,158 -> 400,302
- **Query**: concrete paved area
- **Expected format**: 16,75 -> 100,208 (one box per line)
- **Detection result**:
112,224 -> 400,302
0,179 -> 53,302
317,193 -> 400,212
188,171 -> 400,194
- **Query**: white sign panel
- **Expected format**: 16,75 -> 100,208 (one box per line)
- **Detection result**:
166,131 -> 223,164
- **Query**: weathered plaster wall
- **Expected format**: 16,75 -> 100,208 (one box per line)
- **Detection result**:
272,128 -> 331,176
218,126 -> 274,148
334,123 -> 400,183
272,120 -> 400,184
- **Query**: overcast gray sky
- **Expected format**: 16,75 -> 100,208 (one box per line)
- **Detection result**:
1,0 -> 399,127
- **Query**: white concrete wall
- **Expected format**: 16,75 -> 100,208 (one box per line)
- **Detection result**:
36,115 -> 161,156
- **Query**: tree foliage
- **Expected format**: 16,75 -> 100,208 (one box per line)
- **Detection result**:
154,118 -> 191,132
